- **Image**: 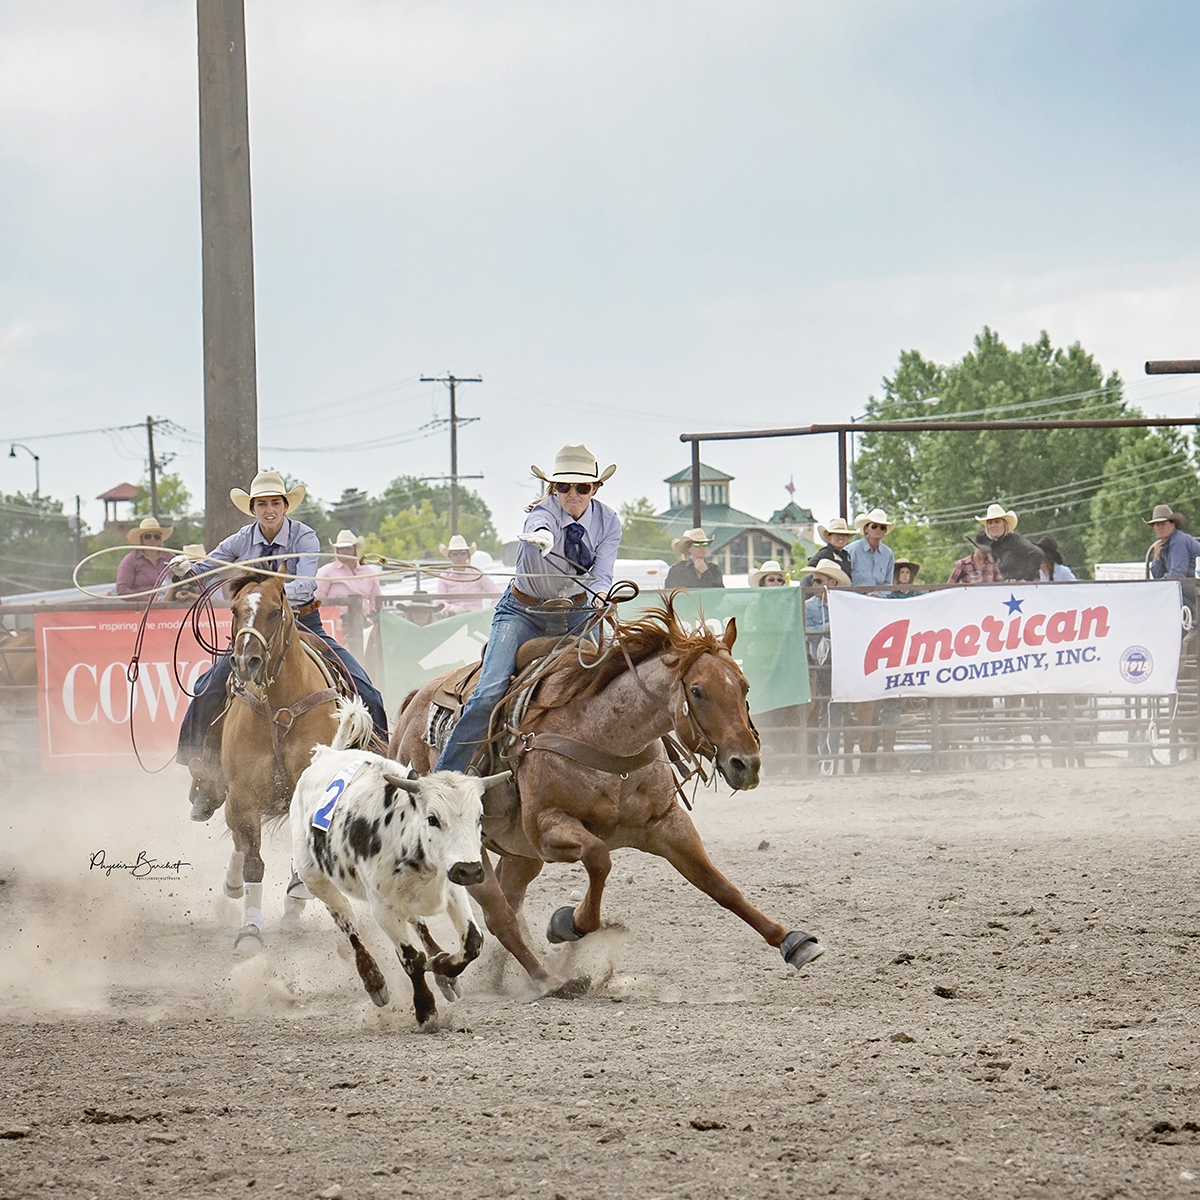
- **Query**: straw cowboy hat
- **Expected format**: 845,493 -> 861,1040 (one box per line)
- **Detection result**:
800,563 -> 851,588
817,516 -> 853,543
671,527 -> 711,556
748,560 -> 787,587
330,529 -> 366,555
853,508 -> 894,534
893,557 -> 921,581
230,469 -> 306,516
181,543 -> 207,562
974,502 -> 1018,534
1144,503 -> 1187,530
126,515 -> 173,545
439,534 -> 477,556
531,443 -> 616,485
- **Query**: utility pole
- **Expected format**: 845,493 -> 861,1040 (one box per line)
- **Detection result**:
420,374 -> 482,536
146,415 -> 160,520
72,495 -> 83,564
197,0 -> 259,545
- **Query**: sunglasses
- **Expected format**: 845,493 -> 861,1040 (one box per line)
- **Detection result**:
763,575 -> 785,584
554,482 -> 596,496
867,522 -> 888,531
141,533 -> 163,541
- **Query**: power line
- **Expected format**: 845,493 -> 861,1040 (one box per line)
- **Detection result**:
420,374 -> 482,537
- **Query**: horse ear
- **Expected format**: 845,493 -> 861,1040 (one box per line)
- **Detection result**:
721,617 -> 737,650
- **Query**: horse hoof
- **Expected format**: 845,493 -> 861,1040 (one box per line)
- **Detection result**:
234,924 -> 264,953
546,976 -> 591,1000
780,930 -> 824,971
546,905 -> 584,944
435,975 -> 462,1002
224,882 -> 244,900
368,986 -> 390,1008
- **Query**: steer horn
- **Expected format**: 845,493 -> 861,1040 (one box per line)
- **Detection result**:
382,769 -> 422,794
477,771 -> 512,789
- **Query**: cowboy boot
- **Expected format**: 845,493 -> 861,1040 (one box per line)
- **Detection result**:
187,717 -> 227,822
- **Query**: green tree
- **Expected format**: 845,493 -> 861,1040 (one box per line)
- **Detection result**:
618,497 -> 677,559
1085,428 -> 1200,567
0,492 -> 79,593
364,499 -> 496,561
367,475 -> 500,555
853,328 -> 1131,581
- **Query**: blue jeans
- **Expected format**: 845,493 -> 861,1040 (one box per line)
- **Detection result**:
435,589 -> 593,773
175,608 -> 387,762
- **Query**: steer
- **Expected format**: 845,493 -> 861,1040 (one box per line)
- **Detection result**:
290,697 -> 509,1028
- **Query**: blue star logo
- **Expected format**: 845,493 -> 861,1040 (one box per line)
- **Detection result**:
1003,594 -> 1024,614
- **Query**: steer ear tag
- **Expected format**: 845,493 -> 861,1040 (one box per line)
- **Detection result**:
312,759 -> 366,831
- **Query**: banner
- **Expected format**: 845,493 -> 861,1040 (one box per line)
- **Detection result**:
36,606 -> 342,772
828,582 -> 1182,701
377,586 -> 810,717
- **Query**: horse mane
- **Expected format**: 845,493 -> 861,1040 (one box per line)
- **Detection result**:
536,592 -> 727,708
229,572 -> 286,599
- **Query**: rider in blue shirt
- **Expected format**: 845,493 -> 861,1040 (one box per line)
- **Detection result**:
436,444 -> 621,774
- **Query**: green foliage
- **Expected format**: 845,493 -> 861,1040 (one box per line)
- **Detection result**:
853,328 -> 1135,580
1085,428 -> 1200,566
618,497 -> 677,560
365,475 -> 500,556
0,492 -> 79,593
364,500 -> 496,561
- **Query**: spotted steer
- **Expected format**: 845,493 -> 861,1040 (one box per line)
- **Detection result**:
290,697 -> 509,1028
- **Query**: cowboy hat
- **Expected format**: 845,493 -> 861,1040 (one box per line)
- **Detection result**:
748,560 -> 787,587
126,515 -> 174,545
1144,503 -> 1186,530
817,516 -> 853,543
853,508 -> 894,534
893,557 -> 921,581
330,529 -> 366,554
800,563 -> 851,588
230,470 -> 306,516
439,534 -> 477,556
671,527 -> 711,556
181,544 -> 207,562
531,443 -> 616,485
974,503 -> 1018,533
1036,536 -> 1064,566
967,532 -> 995,553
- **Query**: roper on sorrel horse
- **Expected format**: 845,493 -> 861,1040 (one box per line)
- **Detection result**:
219,575 -> 370,950
390,596 -> 824,993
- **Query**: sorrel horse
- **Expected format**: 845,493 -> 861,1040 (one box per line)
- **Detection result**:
219,576 -> 365,950
390,597 -> 824,993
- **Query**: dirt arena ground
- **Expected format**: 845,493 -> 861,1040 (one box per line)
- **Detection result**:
1,761 -> 1199,1200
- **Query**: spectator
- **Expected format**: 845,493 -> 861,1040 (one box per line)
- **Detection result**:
808,516 -> 853,578
434,534 -> 501,615
972,503 -> 1042,581
116,517 -> 173,602
314,529 -> 382,611
1038,537 -> 1077,582
1146,504 -> 1200,581
847,508 -> 895,587
748,560 -> 788,587
948,538 -> 1001,585
665,528 -> 725,589
800,563 -> 850,776
882,557 -> 923,598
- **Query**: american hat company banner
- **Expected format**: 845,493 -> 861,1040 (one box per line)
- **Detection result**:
827,582 -> 1183,702
377,585 -> 810,717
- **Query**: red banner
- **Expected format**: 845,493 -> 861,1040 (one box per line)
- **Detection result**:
35,607 -> 342,772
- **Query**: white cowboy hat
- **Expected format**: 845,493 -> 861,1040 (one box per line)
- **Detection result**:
974,502 -> 1018,533
531,443 -> 616,485
748,560 -> 787,587
800,563 -> 851,588
817,516 -> 853,543
181,544 -> 207,562
671,527 -> 712,556
853,508 -> 894,534
439,534 -> 477,556
330,529 -> 366,554
126,515 -> 173,545
230,470 -> 306,516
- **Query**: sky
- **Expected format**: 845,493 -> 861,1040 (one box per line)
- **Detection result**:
2,0 -> 1200,542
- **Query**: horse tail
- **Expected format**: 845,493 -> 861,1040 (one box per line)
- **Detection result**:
331,695 -> 374,751
398,687 -> 419,716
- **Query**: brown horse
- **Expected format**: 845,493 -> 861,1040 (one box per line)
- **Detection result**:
390,598 -> 824,993
220,576 -> 361,950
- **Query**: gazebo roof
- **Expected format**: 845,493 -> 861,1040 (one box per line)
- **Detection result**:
663,463 -> 733,484
97,482 -> 139,502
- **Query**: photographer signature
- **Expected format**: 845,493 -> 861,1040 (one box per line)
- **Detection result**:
89,850 -> 192,879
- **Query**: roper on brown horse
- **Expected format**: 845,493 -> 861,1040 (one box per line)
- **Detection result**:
390,597 -> 824,994
218,575 -> 369,950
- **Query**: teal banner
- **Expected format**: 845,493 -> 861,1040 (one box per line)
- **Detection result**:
378,587 -> 809,716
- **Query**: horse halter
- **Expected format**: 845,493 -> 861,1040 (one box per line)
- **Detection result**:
231,596 -> 293,690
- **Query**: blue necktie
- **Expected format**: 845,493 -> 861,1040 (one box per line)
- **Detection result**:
264,544 -> 285,573
563,523 -> 593,575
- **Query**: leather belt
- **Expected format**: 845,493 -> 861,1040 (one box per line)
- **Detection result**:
293,599 -> 320,618
510,586 -> 585,609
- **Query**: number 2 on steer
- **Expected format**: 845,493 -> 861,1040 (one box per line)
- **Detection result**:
312,780 -> 344,832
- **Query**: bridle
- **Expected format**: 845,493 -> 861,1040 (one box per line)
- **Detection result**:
231,593 -> 294,691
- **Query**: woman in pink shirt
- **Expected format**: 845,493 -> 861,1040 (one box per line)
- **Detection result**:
314,530 -> 382,610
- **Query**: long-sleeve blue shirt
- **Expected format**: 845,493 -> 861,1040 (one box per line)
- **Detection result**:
516,496 -> 622,601
193,518 -> 320,606
1150,527 -> 1200,581
847,538 -> 895,587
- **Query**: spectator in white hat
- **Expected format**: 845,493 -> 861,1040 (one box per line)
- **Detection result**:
847,508 -> 896,588
748,560 -> 787,587
665,528 -> 725,589
116,516 -> 174,601
435,534 -> 500,616
315,529 -> 382,610
807,516 -> 853,579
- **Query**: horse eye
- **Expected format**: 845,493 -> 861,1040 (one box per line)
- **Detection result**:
427,814 -> 441,829
689,685 -> 704,700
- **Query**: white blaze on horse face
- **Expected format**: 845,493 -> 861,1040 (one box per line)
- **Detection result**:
244,591 -> 261,625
